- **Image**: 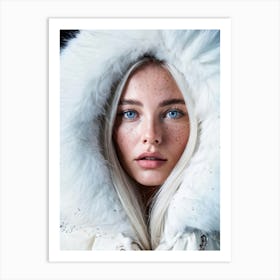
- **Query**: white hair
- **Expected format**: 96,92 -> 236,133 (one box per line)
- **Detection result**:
102,57 -> 197,249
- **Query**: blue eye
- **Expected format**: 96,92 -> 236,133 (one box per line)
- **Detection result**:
166,110 -> 183,119
123,110 -> 137,120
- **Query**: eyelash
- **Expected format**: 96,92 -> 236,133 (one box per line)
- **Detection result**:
163,109 -> 185,119
118,110 -> 139,120
117,108 -> 185,121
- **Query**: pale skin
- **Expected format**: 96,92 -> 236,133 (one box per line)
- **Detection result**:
113,63 -> 190,203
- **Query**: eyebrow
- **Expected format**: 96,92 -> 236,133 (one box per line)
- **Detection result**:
118,99 -> 143,106
118,98 -> 185,107
159,98 -> 185,107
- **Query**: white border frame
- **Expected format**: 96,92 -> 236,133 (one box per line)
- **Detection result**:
1,0 -> 279,279
49,18 -> 231,262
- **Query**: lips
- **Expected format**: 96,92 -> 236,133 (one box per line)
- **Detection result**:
135,152 -> 167,169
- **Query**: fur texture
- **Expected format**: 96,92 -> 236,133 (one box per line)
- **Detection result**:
60,30 -> 220,249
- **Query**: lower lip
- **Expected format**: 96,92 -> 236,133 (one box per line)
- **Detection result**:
136,159 -> 166,169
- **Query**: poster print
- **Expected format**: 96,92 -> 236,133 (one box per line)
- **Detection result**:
49,18 -> 231,262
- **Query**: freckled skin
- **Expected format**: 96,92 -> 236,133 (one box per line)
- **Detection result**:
114,63 -> 190,188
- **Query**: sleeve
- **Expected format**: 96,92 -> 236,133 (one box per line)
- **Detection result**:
60,223 -> 141,250
156,229 -> 220,250
171,230 -> 220,250
91,232 -> 141,250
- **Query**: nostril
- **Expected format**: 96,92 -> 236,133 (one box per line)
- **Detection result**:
143,138 -> 160,145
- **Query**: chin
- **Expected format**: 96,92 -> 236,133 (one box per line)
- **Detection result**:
135,175 -> 166,188
128,167 -> 170,187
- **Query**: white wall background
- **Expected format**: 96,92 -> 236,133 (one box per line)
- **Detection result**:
0,0 -> 279,279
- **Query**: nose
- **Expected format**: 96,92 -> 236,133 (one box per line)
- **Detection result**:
141,117 -> 162,145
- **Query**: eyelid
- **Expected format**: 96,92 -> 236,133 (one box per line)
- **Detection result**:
117,109 -> 139,120
162,108 -> 186,119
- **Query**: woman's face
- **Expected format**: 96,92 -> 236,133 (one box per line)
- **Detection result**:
113,63 -> 190,187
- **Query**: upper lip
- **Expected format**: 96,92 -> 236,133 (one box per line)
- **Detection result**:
135,152 -> 167,161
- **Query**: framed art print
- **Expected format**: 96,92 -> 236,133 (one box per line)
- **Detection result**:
49,17 -> 231,262
1,0 -> 280,279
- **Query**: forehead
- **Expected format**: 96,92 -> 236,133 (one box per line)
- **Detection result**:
122,63 -> 183,100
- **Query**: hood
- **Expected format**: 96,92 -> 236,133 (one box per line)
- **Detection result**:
60,30 -> 220,245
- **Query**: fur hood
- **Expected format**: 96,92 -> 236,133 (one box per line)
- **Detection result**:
60,30 -> 220,250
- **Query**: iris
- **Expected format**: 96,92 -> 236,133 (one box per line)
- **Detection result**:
123,110 -> 137,120
165,109 -> 184,119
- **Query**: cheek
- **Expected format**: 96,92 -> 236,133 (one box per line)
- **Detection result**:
113,124 -> 137,155
167,124 -> 189,142
165,124 -> 190,152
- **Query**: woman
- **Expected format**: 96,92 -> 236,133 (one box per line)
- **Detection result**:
60,30 -> 220,250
